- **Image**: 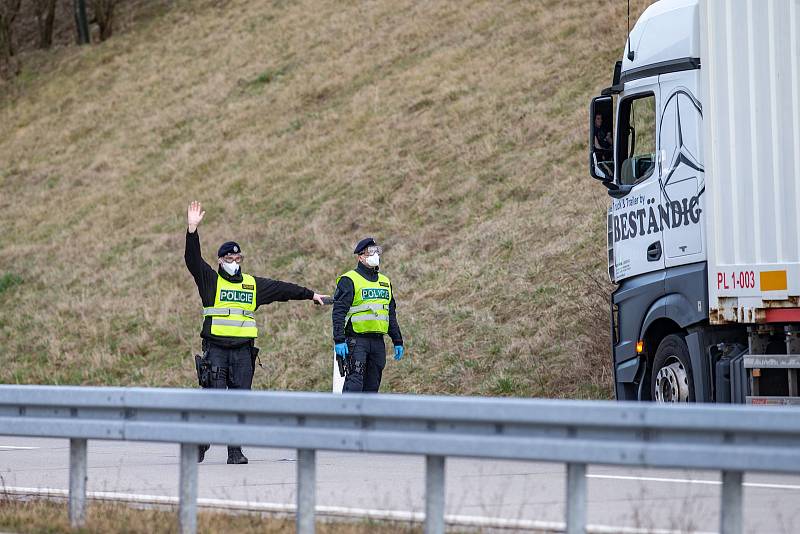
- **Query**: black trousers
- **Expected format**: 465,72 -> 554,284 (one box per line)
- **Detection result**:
204,342 -> 254,391
343,336 -> 386,393
202,341 -> 254,453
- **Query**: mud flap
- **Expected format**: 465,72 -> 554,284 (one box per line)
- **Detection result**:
686,331 -> 710,402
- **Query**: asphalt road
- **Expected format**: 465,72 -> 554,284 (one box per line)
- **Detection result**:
1,437 -> 799,533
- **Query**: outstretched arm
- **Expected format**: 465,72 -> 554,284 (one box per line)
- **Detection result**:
253,276 -> 328,307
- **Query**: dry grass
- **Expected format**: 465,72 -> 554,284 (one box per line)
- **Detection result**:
0,0 -> 652,397
0,498 -> 420,533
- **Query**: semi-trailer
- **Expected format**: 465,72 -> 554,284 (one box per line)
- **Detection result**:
589,0 -> 800,403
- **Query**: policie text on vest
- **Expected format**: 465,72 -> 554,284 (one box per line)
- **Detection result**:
219,289 -> 254,304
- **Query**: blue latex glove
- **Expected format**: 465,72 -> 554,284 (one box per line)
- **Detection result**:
334,343 -> 349,358
394,345 -> 404,361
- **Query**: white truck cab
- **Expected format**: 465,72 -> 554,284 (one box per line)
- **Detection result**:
589,0 -> 800,403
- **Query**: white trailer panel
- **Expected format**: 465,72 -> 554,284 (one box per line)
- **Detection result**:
701,0 -> 800,323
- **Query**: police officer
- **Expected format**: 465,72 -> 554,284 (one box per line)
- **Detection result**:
332,237 -> 404,392
185,201 -> 328,464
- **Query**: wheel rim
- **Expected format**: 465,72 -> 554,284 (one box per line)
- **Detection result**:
654,358 -> 690,402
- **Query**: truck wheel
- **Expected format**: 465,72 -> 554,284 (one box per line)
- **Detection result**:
651,334 -> 695,403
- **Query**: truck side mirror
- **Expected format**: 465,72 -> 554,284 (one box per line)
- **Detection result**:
589,96 -> 614,182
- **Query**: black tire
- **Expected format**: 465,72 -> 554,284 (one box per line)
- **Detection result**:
651,334 -> 695,403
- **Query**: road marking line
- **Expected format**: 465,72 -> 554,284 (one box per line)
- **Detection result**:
0,486 -> 714,534
588,474 -> 800,491
0,446 -> 38,450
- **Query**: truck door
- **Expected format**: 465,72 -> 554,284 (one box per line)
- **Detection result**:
658,71 -> 705,266
610,80 -> 665,281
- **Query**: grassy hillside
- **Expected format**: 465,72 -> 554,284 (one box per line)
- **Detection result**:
0,0 -> 649,398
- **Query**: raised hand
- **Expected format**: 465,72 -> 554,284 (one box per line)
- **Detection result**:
187,201 -> 205,233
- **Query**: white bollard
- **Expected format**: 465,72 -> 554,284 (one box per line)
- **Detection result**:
332,354 -> 345,394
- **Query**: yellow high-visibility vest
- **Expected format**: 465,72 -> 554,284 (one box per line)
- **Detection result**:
202,273 -> 258,338
338,270 -> 391,335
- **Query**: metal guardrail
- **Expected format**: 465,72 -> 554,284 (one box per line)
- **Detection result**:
1,386 -> 799,534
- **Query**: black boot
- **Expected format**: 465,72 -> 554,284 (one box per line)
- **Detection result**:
227,447 -> 248,464
198,444 -> 210,463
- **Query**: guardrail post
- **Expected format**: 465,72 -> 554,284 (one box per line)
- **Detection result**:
297,448 -> 316,534
68,438 -> 87,528
566,462 -> 587,534
425,455 -> 445,534
179,443 -> 199,534
720,470 -> 743,534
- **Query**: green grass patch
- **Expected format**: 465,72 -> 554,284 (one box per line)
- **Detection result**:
0,273 -> 23,296
248,64 -> 293,88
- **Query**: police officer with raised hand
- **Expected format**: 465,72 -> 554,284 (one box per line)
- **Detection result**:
185,201 -> 328,464
332,237 -> 404,393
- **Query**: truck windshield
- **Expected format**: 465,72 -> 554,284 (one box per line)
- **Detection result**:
617,94 -> 656,185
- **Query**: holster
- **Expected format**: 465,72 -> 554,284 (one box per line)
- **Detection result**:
347,357 -> 365,377
343,337 -> 361,376
250,345 -> 260,373
194,352 -> 212,388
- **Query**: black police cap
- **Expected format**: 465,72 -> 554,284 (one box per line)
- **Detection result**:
218,241 -> 242,258
353,237 -> 376,255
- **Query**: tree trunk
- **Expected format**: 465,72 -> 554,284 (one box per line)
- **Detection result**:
34,0 -> 57,49
92,0 -> 116,42
74,0 -> 89,45
0,0 -> 22,77
0,22 -> 10,62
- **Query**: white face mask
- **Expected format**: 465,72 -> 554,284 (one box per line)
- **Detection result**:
221,261 -> 240,276
365,254 -> 380,268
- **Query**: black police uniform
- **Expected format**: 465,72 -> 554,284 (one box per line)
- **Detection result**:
332,240 -> 403,393
185,231 -> 314,462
